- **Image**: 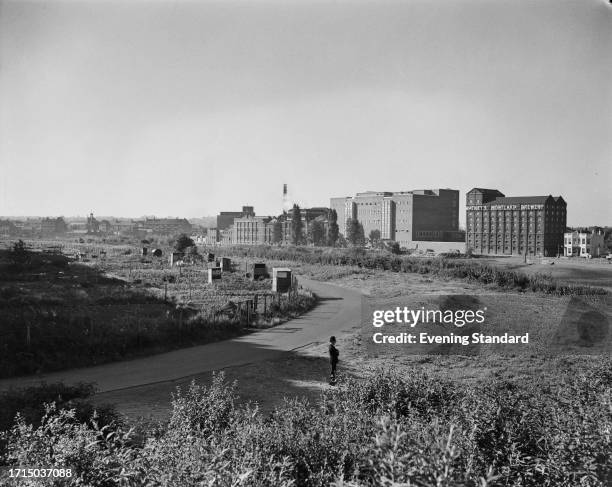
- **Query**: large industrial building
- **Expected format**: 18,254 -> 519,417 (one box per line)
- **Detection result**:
330,189 -> 462,248
216,206 -> 255,231
466,188 -> 566,256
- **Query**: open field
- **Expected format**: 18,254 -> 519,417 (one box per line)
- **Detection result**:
476,255 -> 612,291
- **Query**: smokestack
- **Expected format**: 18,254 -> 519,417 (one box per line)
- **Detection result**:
282,183 -> 291,213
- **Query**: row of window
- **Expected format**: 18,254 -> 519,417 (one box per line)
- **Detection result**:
469,246 -> 543,252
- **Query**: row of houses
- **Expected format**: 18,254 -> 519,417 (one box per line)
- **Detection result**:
0,215 -> 193,238
563,228 -> 608,258
0,217 -> 68,238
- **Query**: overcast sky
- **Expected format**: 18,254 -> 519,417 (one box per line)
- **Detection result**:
1,0 -> 610,226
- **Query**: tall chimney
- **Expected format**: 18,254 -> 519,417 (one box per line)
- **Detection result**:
282,184 -> 290,213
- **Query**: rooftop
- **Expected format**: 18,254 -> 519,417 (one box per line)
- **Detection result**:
489,196 -> 552,205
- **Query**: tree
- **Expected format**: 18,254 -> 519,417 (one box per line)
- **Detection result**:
308,220 -> 325,246
174,234 -> 195,253
346,219 -> 357,245
327,209 -> 339,247
346,219 -> 365,246
369,229 -> 381,247
272,220 -> 283,245
184,245 -> 203,264
356,222 -> 365,246
290,204 -> 303,245
10,240 -> 30,265
388,241 -> 401,255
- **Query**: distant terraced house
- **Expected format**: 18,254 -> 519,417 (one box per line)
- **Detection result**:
40,217 -> 67,236
138,217 -> 192,235
0,220 -> 17,237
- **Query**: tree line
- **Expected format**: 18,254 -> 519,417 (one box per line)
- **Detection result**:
269,205 -> 341,247
266,205 -> 398,250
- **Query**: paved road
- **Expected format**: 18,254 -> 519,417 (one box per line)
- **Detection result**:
0,278 -> 362,393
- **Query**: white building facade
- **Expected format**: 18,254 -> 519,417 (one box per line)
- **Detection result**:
564,228 -> 606,257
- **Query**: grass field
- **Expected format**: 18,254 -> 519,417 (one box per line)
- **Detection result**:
477,255 -> 612,291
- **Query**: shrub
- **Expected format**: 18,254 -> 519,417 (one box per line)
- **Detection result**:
0,382 -> 119,432
3,363 -> 609,485
173,234 -> 195,253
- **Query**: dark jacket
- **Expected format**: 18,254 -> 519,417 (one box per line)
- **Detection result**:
329,343 -> 339,364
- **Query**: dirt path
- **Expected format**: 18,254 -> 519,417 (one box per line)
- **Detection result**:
0,279 -> 362,399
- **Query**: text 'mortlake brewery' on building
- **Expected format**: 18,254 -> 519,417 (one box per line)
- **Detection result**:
466,188 -> 566,257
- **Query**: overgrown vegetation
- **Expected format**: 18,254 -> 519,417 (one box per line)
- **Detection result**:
220,246 -> 608,296
0,382 -> 119,464
2,360 -> 610,486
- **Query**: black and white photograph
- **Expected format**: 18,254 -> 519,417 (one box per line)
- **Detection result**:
0,0 -> 611,485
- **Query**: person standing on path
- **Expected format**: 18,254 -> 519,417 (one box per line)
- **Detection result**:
329,336 -> 339,383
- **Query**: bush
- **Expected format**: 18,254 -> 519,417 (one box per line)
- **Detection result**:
173,234 -> 195,253
9,240 -> 30,265
0,382 -> 119,433
2,362 -> 610,486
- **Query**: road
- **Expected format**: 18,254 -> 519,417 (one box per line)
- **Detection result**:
0,278 -> 362,394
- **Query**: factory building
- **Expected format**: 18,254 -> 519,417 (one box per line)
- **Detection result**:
330,189 -> 461,248
216,206 -> 255,231
466,188 -> 566,256
232,216 -> 274,245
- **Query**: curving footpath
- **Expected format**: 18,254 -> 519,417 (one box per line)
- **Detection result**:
0,278 -> 362,394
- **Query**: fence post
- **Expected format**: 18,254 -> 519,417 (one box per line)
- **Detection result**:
136,305 -> 140,349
